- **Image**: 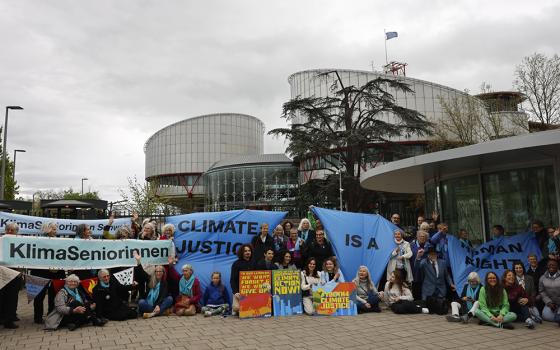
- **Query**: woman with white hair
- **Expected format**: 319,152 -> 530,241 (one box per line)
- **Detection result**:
174,264 -> 201,316
298,218 -> 316,244
140,222 -> 156,240
446,271 -> 481,323
92,269 -> 137,321
44,274 -> 105,331
353,266 -> 381,313
160,224 -> 175,240
134,253 -> 173,318
386,230 -> 413,285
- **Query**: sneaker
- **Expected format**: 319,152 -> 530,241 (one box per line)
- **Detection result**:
204,311 -> 212,317
501,323 -> 514,330
67,323 -> 78,331
525,318 -> 535,329
531,315 -> 543,324
143,312 -> 154,319
446,315 -> 461,322
460,315 -> 469,324
421,308 -> 429,314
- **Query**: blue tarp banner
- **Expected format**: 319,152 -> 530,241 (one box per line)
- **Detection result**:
311,207 -> 398,286
447,232 -> 542,288
168,209 -> 287,294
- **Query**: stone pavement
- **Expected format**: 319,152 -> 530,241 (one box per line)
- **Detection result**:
1,291 -> 558,350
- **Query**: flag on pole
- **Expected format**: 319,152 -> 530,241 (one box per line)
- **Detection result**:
25,275 -> 51,303
81,278 -> 98,297
385,31 -> 398,40
113,267 -> 134,286
0,266 -> 21,290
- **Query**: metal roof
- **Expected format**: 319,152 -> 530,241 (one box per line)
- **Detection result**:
207,153 -> 293,171
360,129 -> 560,193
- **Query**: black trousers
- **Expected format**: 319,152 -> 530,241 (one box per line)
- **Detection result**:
0,276 -> 21,324
33,283 -> 56,322
390,300 -> 422,314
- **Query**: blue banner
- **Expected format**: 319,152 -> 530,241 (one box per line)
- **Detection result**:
168,209 -> 287,295
311,207 -> 398,286
447,232 -> 542,289
0,236 -> 173,269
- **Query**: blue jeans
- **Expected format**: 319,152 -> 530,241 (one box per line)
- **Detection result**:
357,291 -> 381,313
138,296 -> 174,315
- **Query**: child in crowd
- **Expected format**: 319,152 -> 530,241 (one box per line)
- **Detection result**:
201,272 -> 231,317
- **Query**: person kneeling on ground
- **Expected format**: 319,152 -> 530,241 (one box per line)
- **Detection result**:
134,252 -> 174,318
446,271 -> 480,323
93,269 -> 138,321
202,272 -> 231,317
175,264 -> 201,316
475,271 -> 517,329
353,266 -> 381,313
381,270 -> 428,314
44,274 -> 106,331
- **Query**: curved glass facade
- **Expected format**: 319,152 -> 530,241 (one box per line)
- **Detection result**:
204,163 -> 298,214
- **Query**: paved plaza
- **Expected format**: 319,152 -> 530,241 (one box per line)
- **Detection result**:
1,292 -> 558,350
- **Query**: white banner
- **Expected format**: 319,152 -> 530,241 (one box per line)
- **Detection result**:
0,265 -> 21,289
0,212 -> 131,237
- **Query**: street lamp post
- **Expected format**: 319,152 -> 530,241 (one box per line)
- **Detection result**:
81,177 -> 88,196
13,149 -> 26,179
1,106 -> 23,200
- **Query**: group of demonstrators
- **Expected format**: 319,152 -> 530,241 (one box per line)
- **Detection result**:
1,211 -> 560,332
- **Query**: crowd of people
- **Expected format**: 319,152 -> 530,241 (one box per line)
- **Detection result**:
0,210 -> 559,332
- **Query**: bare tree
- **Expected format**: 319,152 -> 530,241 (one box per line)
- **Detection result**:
514,53 -> 560,125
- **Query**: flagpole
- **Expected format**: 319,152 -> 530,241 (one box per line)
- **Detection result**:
384,29 -> 388,65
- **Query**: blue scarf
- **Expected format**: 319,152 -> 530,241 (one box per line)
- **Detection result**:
466,284 -> 480,309
179,275 -> 195,297
64,286 -> 83,304
147,282 -> 160,306
289,238 -> 301,252
301,230 -> 309,241
100,281 -> 110,288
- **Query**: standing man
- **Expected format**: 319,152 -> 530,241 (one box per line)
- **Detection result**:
230,244 -> 254,316
419,247 -> 455,314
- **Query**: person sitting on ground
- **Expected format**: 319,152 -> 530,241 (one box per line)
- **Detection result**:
474,271 -> 517,329
230,244 -> 254,316
275,250 -> 297,270
134,253 -> 174,318
353,266 -> 381,313
502,269 -> 536,329
539,259 -> 560,325
92,269 -> 138,321
387,229 -> 413,285
174,264 -> 201,316
319,257 -> 345,284
44,274 -> 106,331
381,270 -> 428,314
286,228 -> 306,269
446,271 -> 481,323
201,272 -> 231,317
301,257 -> 321,315
419,247 -> 455,314
306,229 -> 334,271
256,247 -> 279,270
513,261 -> 542,323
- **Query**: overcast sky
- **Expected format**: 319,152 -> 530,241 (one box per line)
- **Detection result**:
1,0 -> 558,201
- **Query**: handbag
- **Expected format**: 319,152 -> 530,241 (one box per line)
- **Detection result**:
175,295 -> 191,308
302,274 -> 311,297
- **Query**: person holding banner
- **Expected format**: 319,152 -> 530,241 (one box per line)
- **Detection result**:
513,261 -> 542,323
429,223 -> 449,263
502,270 -> 536,329
353,266 -> 381,313
276,251 -> 297,270
319,257 -> 345,284
251,223 -> 274,265
92,269 -> 138,321
539,259 -> 560,324
44,274 -> 106,331
446,271 -> 481,323
474,271 -> 517,329
386,230 -> 413,285
306,229 -> 334,271
140,222 -> 157,240
174,264 -> 201,316
286,228 -> 306,269
381,270 -> 428,314
230,244 -> 254,316
301,258 -> 320,315
133,253 -> 174,318
202,272 -> 230,317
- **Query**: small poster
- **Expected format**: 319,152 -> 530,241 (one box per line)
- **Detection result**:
239,270 -> 272,318
312,282 -> 357,316
272,270 -> 302,316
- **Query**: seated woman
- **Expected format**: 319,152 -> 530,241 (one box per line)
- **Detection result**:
134,253 -> 174,318
513,261 -> 541,323
92,269 -> 137,321
539,259 -> 560,324
381,270 -> 428,314
175,264 -> 201,316
386,230 -> 413,286
44,274 -> 105,331
319,257 -> 345,284
202,272 -> 231,317
502,269 -> 535,329
301,258 -> 321,315
474,271 -> 517,329
275,250 -> 297,270
353,266 -> 381,313
447,271 -> 481,323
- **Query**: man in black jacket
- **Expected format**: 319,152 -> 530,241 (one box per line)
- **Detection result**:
230,244 -> 254,316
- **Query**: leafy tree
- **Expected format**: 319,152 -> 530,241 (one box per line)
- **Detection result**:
514,53 -> 560,125
269,71 -> 431,212
118,176 -> 178,216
